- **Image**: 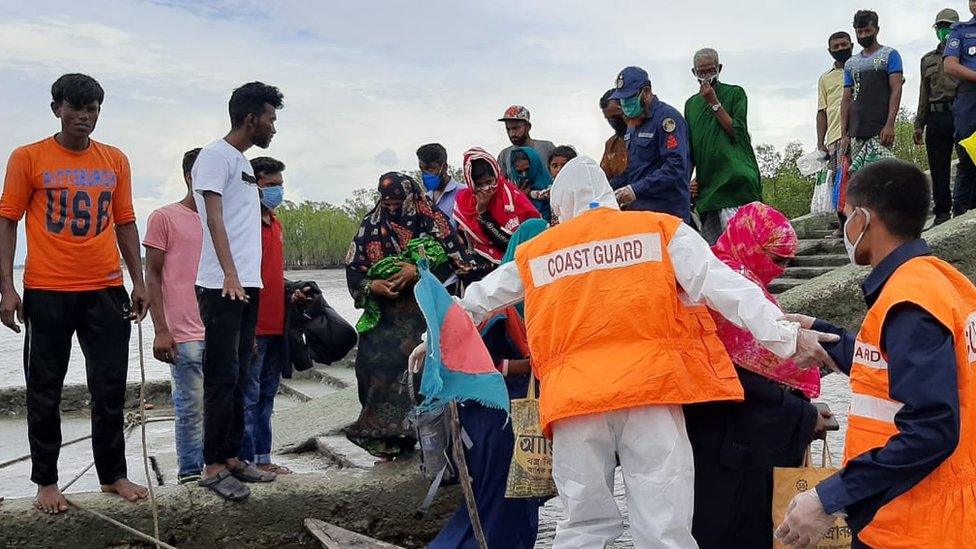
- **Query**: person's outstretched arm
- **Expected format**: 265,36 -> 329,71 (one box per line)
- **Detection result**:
668,223 -> 837,370
458,262 -> 524,325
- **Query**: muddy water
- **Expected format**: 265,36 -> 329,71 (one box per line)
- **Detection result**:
0,268 -> 359,388
0,267 -> 852,548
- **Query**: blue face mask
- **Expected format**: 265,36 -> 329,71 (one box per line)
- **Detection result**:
421,171 -> 441,191
260,185 -> 284,209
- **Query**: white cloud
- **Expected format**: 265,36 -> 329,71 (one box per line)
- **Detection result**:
0,0 -> 961,263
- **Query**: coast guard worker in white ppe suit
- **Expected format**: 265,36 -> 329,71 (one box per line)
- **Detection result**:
410,156 -> 838,548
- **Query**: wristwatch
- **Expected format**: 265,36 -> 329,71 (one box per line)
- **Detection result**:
711,102 -> 722,112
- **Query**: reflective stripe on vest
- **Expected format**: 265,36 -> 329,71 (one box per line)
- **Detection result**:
526,232 -> 662,287
849,392 -> 903,423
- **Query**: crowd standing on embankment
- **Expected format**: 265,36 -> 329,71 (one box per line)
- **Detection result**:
2,5 -> 976,549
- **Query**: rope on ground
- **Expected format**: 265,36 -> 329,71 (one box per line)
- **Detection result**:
56,417 -> 174,548
48,321 -> 170,548
63,497 -> 178,549
60,424 -> 136,493
137,320 -> 162,548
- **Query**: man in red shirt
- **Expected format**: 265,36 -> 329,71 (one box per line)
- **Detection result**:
239,156 -> 294,473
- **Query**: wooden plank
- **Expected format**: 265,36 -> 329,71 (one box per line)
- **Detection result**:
303,518 -> 405,549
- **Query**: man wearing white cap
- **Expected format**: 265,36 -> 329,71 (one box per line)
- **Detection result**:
411,156 -> 839,548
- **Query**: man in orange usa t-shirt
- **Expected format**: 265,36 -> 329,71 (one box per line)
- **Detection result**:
0,74 -> 150,514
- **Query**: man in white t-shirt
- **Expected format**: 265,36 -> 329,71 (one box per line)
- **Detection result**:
193,81 -> 283,501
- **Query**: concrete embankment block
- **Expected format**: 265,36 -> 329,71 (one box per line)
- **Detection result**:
0,380 -> 173,417
0,466 -> 459,548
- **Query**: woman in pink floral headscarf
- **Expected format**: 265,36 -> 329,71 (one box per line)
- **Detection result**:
685,202 -> 828,549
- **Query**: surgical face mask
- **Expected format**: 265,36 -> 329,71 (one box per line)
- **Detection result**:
695,70 -> 719,85
620,95 -> 644,119
421,171 -> 441,191
843,208 -> 870,265
830,47 -> 853,63
937,27 -> 952,43
260,185 -> 284,210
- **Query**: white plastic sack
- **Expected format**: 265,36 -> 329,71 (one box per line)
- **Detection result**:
796,150 -> 830,177
809,168 -> 834,215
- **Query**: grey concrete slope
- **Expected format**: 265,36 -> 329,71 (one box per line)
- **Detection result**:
0,361 -> 461,549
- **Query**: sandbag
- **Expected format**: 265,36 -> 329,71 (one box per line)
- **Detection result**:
504,374 -> 557,499
772,442 -> 851,549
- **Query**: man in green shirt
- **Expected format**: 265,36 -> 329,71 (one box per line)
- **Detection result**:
685,48 -> 763,244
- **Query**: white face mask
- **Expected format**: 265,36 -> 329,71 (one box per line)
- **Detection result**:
843,208 -> 871,265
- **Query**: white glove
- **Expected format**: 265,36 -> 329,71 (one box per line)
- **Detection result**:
775,489 -> 836,548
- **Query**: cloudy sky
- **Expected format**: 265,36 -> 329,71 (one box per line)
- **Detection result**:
0,0 -> 966,261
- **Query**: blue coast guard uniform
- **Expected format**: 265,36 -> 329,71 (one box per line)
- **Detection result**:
945,18 -> 976,213
610,66 -> 693,221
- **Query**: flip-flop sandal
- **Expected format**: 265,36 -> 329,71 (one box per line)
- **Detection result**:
198,470 -> 250,501
231,463 -> 277,483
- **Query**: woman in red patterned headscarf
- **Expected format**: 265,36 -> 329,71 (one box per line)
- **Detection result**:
684,202 -> 827,549
453,147 -> 540,271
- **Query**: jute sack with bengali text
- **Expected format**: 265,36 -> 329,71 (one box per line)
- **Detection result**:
504,374 -> 557,499
772,441 -> 852,549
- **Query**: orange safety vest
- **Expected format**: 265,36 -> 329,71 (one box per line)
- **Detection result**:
845,256 -> 976,548
513,207 -> 743,435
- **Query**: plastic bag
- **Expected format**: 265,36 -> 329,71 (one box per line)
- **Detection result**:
796,150 -> 830,177
809,168 -> 834,215
961,129 -> 976,163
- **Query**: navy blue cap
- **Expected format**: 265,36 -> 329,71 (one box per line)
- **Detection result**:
609,66 -> 650,100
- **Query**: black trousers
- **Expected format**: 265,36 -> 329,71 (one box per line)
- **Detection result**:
23,287 -> 131,486
685,368 -> 819,549
196,287 -> 260,465
924,110 -> 955,216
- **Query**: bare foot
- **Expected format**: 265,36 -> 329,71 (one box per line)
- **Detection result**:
225,457 -> 242,470
203,463 -> 227,479
257,463 -> 292,475
34,484 -> 68,514
100,478 -> 149,502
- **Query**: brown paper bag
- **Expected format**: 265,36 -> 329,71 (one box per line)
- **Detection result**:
772,442 -> 852,549
504,374 -> 558,499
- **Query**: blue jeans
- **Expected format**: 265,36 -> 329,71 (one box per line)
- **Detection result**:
240,335 -> 282,464
171,340 -> 205,479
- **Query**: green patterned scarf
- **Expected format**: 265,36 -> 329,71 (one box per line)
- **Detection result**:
355,237 -> 449,333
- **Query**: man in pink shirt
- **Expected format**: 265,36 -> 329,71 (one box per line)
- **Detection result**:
143,148 -> 206,484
